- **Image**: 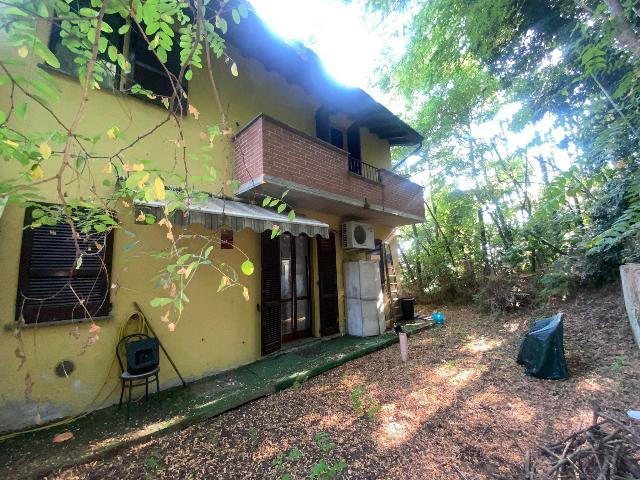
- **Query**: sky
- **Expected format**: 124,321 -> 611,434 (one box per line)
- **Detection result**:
249,0 -> 408,91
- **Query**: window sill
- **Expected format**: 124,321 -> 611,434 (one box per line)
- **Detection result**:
4,315 -> 113,331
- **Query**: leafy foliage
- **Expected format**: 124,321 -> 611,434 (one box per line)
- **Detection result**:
371,0 -> 640,302
0,0 -> 291,329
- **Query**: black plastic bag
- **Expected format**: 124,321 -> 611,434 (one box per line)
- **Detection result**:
517,313 -> 569,380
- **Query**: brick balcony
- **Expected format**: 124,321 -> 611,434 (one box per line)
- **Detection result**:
233,114 -> 425,226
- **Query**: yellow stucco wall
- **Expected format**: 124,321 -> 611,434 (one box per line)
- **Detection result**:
360,129 -> 392,169
0,23 -> 396,431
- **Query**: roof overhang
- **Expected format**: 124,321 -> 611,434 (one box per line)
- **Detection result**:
223,7 -> 423,146
135,197 -> 330,238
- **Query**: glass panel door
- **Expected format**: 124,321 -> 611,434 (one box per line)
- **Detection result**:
280,233 -> 312,342
280,234 -> 293,338
295,235 -> 311,335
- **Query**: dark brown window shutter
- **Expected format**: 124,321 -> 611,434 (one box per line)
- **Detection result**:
261,230 -> 281,355
16,207 -> 114,324
317,233 -> 339,336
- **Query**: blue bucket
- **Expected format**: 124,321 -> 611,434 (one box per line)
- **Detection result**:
432,312 -> 444,325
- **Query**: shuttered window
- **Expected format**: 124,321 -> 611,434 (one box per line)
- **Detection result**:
16,207 -> 114,324
261,230 -> 282,355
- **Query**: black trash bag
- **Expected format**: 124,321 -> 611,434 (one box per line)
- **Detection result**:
517,313 -> 569,380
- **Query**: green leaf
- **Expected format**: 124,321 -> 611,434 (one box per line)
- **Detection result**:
269,199 -> 279,207
118,23 -> 130,35
232,8 -> 241,24
262,196 -> 272,207
231,179 -> 241,193
15,102 -> 27,119
38,3 -> 48,17
238,3 -> 249,18
35,44 -> 60,68
185,69 -> 193,81
107,45 -> 118,62
287,210 -> 296,222
150,297 -> 173,307
100,22 -> 114,33
79,7 -> 97,16
277,204 -> 286,213
241,259 -> 254,276
286,448 -> 301,460
216,16 -> 228,34
3,6 -> 28,16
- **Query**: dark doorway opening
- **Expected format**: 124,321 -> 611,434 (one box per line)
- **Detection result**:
317,233 -> 339,336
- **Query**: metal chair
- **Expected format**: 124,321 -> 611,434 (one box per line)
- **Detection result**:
116,333 -> 160,420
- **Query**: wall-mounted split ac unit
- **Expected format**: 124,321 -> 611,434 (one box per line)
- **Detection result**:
342,221 -> 375,250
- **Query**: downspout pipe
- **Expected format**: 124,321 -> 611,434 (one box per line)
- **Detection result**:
391,142 -> 423,172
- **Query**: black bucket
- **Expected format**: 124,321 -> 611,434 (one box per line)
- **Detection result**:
400,298 -> 415,321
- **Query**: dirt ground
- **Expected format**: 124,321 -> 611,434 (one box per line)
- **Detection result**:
49,284 -> 640,479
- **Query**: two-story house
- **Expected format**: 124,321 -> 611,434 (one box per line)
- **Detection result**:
0,4 -> 423,431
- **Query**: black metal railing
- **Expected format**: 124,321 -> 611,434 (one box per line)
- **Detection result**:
348,156 -> 381,183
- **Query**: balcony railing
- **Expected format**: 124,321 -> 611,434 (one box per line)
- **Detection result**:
348,156 -> 381,183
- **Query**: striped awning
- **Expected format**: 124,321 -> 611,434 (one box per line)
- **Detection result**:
136,197 -> 330,238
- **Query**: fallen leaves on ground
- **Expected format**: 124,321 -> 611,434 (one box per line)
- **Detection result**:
52,432 -> 74,444
50,284 -> 640,479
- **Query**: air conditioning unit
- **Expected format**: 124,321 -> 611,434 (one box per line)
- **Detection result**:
342,221 -> 375,250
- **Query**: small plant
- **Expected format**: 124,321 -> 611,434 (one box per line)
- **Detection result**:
314,431 -> 335,452
309,459 -> 347,479
292,375 -> 307,390
272,448 -> 302,479
612,355 -> 627,372
208,432 -> 219,447
143,451 -> 164,478
351,385 -> 366,415
366,403 -> 381,421
350,385 -> 381,421
247,426 -> 259,447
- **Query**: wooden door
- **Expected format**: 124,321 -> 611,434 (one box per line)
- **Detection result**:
261,231 -> 281,355
317,233 -> 339,336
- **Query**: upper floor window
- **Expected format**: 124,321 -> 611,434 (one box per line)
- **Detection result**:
48,0 -> 186,106
330,127 -> 344,150
16,205 -> 114,324
315,108 -> 360,157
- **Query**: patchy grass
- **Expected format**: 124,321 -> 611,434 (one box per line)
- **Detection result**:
50,285 -> 639,479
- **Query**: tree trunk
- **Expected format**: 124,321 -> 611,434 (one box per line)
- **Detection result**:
477,207 -> 491,276
424,201 -> 457,267
488,210 -> 510,248
603,0 -> 640,58
411,224 -> 425,291
620,264 -> 640,351
536,154 -> 550,186
399,247 -> 416,285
